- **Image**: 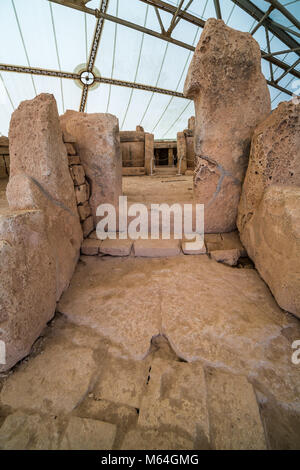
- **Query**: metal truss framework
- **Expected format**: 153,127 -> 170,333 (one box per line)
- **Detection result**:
2,0 -> 299,116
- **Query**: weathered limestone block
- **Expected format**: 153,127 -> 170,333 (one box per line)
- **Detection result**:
184,18 -> 271,233
121,140 -> 145,167
238,100 -> 300,232
206,368 -> 267,450
138,358 -> 210,444
240,185 -> 300,317
145,133 -> 154,175
0,210 -> 56,372
60,417 -> 116,450
70,164 -> 86,186
177,131 -> 187,175
60,110 -> 122,222
188,116 -> 195,133
7,94 -> 82,299
78,200 -> 91,221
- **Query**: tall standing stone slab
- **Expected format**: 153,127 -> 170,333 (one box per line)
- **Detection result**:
184,18 -> 271,233
237,101 -> 300,316
7,94 -> 82,299
145,133 -> 154,175
60,110 -> 122,223
238,100 -> 300,232
0,210 -> 56,372
177,132 -> 187,175
239,185 -> 300,317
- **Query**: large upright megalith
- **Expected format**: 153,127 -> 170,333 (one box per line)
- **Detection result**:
60,111 -> 122,224
184,18 -> 271,233
7,94 -> 82,299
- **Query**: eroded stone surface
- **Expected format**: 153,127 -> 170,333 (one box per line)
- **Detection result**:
206,368 -> 267,450
0,340 -> 97,414
7,94 -> 82,299
58,257 -> 161,360
138,358 -> 209,444
93,355 -> 149,409
0,412 -> 61,450
0,210 -> 56,372
210,248 -> 241,266
100,239 -> 133,257
134,239 -> 181,257
60,417 -> 116,450
60,110 -> 122,222
184,19 -> 270,232
121,428 -> 195,450
240,185 -> 300,317
238,100 -> 300,233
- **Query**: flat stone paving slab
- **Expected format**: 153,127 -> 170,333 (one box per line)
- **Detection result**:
134,239 -> 181,257
60,417 -> 116,450
0,342 -> 97,415
206,368 -> 267,450
138,358 -> 209,445
100,238 -> 133,256
93,355 -> 149,409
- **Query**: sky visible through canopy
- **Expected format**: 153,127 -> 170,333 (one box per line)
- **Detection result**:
0,0 -> 299,139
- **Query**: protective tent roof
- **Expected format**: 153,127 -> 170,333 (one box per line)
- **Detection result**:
0,0 -> 299,139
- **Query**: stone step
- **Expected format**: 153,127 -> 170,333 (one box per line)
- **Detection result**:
153,166 -> 178,176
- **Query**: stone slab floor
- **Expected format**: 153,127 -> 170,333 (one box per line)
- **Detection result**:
123,175 -> 194,207
0,254 -> 300,450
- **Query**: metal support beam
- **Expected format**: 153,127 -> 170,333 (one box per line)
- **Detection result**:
1,62 -> 295,98
251,5 -> 274,35
0,63 -> 185,98
265,27 -> 274,83
166,0 -> 184,36
266,80 -> 292,96
49,0 -> 300,81
231,0 -> 300,56
154,7 -> 165,34
213,0 -> 222,20
137,0 -> 205,28
266,0 -> 300,32
80,0 -> 109,112
262,47 -> 300,58
274,57 -> 300,84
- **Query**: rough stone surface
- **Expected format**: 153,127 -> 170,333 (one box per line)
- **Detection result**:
238,100 -> 300,233
75,183 -> 89,205
60,110 -> 122,222
138,358 -> 210,444
210,248 -> 241,266
121,428 -> 194,450
145,133 -> 154,175
134,239 -> 181,257
206,368 -> 267,450
82,215 -> 94,238
81,238 -> 102,255
182,238 -> 207,255
70,164 -> 85,186
184,19 -> 270,232
177,132 -> 187,175
78,200 -> 91,221
238,185 -> 300,317
93,355 -> 149,409
60,417 -> 116,450
0,341 -> 97,414
0,412 -> 61,450
0,210 -> 56,372
58,257 -> 161,360
7,94 -> 82,299
100,238 -> 133,256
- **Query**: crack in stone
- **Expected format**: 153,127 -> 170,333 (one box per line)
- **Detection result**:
29,176 -> 78,218
195,155 -> 241,208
